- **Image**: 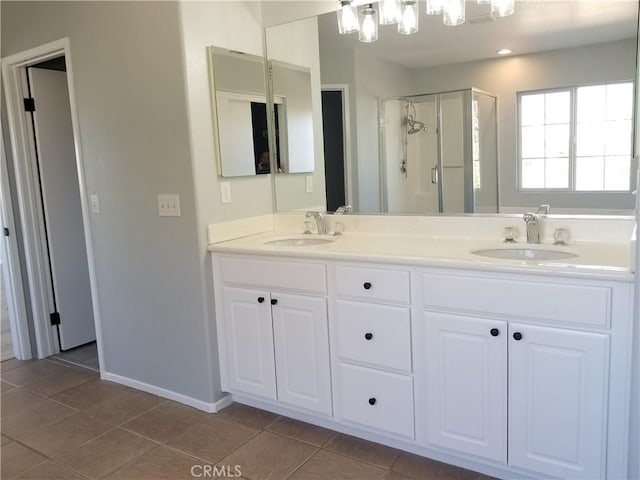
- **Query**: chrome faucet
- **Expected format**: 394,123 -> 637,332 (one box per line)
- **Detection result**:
335,205 -> 352,215
523,212 -> 540,244
305,211 -> 327,235
536,204 -> 551,216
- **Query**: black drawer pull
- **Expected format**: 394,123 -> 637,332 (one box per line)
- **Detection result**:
363,282 -> 372,290
271,299 -> 278,306
257,297 -> 265,303
368,397 -> 376,406
364,332 -> 373,340
513,332 -> 522,341
490,328 -> 499,337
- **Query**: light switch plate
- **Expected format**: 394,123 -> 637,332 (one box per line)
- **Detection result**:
220,182 -> 232,204
305,175 -> 313,193
158,194 -> 181,216
90,194 -> 101,214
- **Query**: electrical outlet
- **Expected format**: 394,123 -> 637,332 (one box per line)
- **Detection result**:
305,175 -> 313,193
90,194 -> 101,214
221,182 -> 232,204
158,194 -> 181,216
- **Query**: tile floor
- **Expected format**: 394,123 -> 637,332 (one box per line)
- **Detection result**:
52,342 -> 100,372
1,358 -> 497,480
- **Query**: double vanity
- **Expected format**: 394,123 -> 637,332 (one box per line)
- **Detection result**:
208,214 -> 635,480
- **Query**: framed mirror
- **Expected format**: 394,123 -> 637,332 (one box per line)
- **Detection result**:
264,1 -> 638,215
209,47 -> 272,177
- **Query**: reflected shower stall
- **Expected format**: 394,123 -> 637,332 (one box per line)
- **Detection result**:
380,88 -> 498,214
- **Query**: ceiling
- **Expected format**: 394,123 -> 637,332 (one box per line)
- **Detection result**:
318,0 -> 638,69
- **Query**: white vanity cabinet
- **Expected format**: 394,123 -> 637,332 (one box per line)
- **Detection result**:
329,264 -> 415,439
215,256 -> 332,416
418,269 -> 630,480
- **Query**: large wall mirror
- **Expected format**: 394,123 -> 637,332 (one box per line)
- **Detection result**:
264,1 -> 638,215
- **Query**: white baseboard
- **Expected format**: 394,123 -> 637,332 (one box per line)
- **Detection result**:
102,371 -> 232,413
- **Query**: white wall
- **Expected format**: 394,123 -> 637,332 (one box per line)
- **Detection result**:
411,39 -> 637,211
353,51 -> 414,211
1,1 -> 219,404
266,16 -> 327,212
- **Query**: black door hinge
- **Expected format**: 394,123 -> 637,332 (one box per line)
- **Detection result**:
50,312 -> 61,326
23,98 -> 35,112
3,227 -> 9,237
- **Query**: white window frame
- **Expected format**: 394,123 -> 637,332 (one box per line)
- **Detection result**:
517,81 -> 635,193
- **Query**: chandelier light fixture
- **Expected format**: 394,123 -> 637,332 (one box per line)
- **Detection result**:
337,0 -> 515,42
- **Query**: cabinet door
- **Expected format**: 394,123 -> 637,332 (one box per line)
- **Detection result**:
223,287 -> 276,400
508,324 -> 609,479
271,293 -> 332,415
424,312 -> 507,462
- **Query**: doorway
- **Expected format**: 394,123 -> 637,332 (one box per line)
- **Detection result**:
321,86 -> 352,211
2,39 -> 102,369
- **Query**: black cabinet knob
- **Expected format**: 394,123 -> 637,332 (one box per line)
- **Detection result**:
364,332 -> 373,340
271,299 -> 278,306
257,297 -> 265,303
363,282 -> 372,290
368,397 -> 376,406
513,332 -> 523,341
490,328 -> 500,337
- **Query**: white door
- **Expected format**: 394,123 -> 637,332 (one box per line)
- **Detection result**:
29,67 -> 95,350
424,312 -> 507,462
271,292 -> 332,415
508,324 -> 609,479
223,287 -> 276,400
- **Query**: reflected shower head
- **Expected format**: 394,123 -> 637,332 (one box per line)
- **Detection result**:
405,101 -> 427,134
407,118 -> 427,134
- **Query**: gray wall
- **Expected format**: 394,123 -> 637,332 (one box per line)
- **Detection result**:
411,39 -> 637,212
1,1 -> 216,402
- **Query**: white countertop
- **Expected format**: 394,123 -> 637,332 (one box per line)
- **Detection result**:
208,231 -> 634,282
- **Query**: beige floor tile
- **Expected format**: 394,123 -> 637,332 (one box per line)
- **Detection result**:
1,358 -> 32,375
82,389 -> 163,426
1,388 -> 76,437
121,400 -> 205,443
324,433 -> 401,468
391,453 -> 487,480
16,461 -> 85,480
2,434 -> 13,445
165,415 -> 259,463
383,471 -> 421,480
265,416 -> 335,447
2,380 -> 17,392
2,361 -> 95,397
1,442 -> 47,479
216,402 -> 280,429
58,428 -> 156,479
217,431 -> 317,480
17,412 -> 112,459
288,449 -> 387,480
105,445 -> 207,480
51,380 -> 127,410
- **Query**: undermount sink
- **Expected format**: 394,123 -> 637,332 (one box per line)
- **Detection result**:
264,236 -> 336,247
472,248 -> 578,261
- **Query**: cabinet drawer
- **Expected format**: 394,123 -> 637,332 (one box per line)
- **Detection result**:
422,273 -> 611,327
336,300 -> 411,372
338,363 -> 414,438
334,265 -> 410,304
220,257 -> 326,294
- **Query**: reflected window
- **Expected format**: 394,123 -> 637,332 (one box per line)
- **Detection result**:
518,82 -> 633,191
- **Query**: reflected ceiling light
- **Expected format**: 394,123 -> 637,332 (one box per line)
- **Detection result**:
399,0 -> 419,35
492,0 -> 515,17
379,0 -> 401,25
337,0 -> 359,34
337,0 -> 514,43
443,0 -> 465,26
426,0 -> 444,15
497,48 -> 512,55
359,4 -> 379,42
